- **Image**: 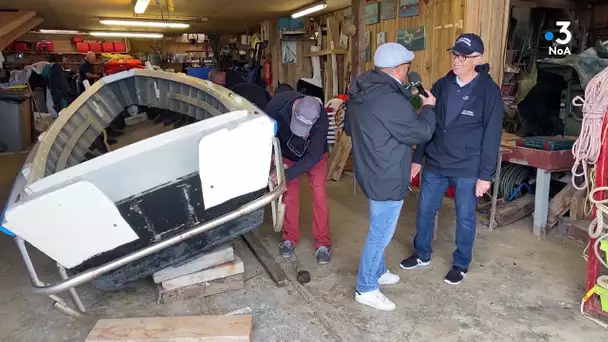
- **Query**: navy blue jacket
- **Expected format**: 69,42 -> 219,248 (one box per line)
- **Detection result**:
412,64 -> 504,181
345,70 -> 436,201
264,91 -> 329,181
228,82 -> 272,110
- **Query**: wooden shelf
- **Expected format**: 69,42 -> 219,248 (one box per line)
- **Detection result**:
304,49 -> 347,57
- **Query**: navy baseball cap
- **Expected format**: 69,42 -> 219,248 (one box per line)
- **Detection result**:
448,33 -> 484,56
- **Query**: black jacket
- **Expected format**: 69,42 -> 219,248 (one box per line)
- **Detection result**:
264,91 -> 329,182
412,64 -> 504,181
229,82 -> 272,109
345,70 -> 436,201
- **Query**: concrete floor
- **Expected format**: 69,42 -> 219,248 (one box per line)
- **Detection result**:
0,176 -> 606,341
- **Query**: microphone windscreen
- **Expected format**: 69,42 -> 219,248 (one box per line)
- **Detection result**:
407,71 -> 422,85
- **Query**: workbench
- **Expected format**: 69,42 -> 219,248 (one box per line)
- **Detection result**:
499,145 -> 574,238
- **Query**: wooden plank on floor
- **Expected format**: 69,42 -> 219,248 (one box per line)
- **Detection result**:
85,315 -> 252,341
161,256 -> 244,292
547,183 -> 576,229
557,218 -> 591,245
242,231 -> 288,287
493,194 -> 535,228
156,273 -> 244,304
153,244 -> 235,284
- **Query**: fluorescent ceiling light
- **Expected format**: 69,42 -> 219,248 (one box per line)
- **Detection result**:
134,0 -> 151,14
89,31 -> 163,38
38,29 -> 81,34
99,19 -> 189,29
292,1 -> 327,18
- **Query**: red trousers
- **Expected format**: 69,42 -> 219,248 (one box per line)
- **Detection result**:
282,153 -> 331,248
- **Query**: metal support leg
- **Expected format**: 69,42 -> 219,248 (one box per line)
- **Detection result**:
488,154 -> 503,230
533,168 -> 551,239
57,264 -> 87,313
15,238 -> 83,318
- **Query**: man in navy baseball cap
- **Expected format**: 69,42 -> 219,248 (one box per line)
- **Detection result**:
447,33 -> 485,57
403,32 -> 504,287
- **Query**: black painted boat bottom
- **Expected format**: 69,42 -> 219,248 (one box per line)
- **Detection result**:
68,172 -> 268,291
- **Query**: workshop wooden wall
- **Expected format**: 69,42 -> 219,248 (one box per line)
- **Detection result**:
335,0 -> 509,85
464,0 -> 511,84
261,0 -> 510,93
260,19 -> 316,94
327,0 -> 465,86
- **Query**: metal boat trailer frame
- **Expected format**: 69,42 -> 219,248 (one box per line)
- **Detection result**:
13,137 -> 286,318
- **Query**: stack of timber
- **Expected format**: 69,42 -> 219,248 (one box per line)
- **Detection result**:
153,244 -> 245,304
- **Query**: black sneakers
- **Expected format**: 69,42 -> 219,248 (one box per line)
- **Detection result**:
400,254 -> 469,285
399,254 -> 431,270
444,266 -> 468,285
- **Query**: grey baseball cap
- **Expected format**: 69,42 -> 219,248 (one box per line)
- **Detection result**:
290,96 -> 321,137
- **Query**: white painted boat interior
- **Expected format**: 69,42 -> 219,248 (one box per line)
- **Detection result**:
1,69 -> 276,269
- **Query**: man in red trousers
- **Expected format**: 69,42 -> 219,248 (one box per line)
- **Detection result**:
265,92 -> 331,264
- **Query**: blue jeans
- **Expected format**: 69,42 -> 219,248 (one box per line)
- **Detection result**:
414,170 -> 477,269
356,199 -> 403,293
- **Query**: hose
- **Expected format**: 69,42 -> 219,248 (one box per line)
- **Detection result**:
496,163 -> 532,200
571,66 -> 608,190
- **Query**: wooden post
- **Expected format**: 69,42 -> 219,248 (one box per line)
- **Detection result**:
327,0 -> 365,182
260,19 -> 280,95
351,0 -> 366,78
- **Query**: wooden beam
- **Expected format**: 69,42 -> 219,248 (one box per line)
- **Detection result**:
85,315 -> 253,341
0,11 -> 35,37
242,231 -> 288,287
350,0 -> 365,78
0,16 -> 43,51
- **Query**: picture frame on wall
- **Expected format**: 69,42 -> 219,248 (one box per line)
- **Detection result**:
380,0 -> 397,21
399,0 -> 420,18
397,26 -> 426,51
281,40 -> 297,64
365,31 -> 371,62
377,32 -> 387,46
364,3 -> 379,25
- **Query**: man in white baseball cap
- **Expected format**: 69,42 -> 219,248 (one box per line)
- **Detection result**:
344,42 -> 437,310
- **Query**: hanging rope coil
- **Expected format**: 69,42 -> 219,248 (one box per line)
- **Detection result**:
571,67 -> 608,190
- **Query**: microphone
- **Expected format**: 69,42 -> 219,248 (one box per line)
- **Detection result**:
407,72 -> 429,97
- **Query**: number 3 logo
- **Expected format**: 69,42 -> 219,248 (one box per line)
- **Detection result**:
555,21 -> 572,45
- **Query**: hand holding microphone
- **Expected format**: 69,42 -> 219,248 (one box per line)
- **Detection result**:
407,72 -> 436,107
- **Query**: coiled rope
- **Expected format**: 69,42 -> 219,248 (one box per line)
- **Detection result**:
571,67 -> 608,190
496,164 -> 531,200
574,67 -> 608,329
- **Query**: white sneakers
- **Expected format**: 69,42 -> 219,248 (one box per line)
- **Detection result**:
355,289 -> 396,311
355,270 -> 400,311
378,270 -> 400,285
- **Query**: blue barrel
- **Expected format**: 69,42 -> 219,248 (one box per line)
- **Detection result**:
186,67 -> 211,80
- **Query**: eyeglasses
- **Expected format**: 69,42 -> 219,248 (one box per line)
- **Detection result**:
450,52 -> 479,62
